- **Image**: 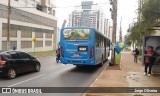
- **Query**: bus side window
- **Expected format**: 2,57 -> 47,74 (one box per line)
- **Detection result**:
104,38 -> 106,47
102,37 -> 104,47
98,35 -> 100,47
99,35 -> 101,47
100,37 -> 102,47
98,34 -> 100,47
100,35 -> 103,47
108,40 -> 110,46
106,40 -> 108,46
96,34 -> 98,47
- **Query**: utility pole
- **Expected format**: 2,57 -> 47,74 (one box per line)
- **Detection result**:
7,0 -> 11,50
109,0 -> 117,65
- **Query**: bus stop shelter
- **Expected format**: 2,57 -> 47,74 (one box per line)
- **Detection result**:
142,22 -> 160,73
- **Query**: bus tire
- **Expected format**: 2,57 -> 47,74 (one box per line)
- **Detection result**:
76,65 -> 83,68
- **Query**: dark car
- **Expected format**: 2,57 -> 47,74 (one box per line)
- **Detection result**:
0,51 -> 41,79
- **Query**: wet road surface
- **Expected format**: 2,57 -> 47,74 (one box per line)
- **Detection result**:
0,56 -> 109,96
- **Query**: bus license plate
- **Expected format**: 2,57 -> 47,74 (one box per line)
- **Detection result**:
78,46 -> 88,51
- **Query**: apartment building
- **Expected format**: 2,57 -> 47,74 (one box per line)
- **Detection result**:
67,1 -> 105,34
0,0 -> 57,52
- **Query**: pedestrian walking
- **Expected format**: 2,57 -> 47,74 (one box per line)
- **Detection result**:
133,48 -> 139,63
144,46 -> 156,76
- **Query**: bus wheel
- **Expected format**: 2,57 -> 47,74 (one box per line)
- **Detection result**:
7,68 -> 16,79
76,65 -> 83,68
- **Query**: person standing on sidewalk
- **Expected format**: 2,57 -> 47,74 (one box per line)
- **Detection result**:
133,48 -> 139,63
144,46 -> 156,76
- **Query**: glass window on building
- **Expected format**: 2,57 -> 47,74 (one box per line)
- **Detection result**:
35,41 -> 43,47
45,41 -> 52,46
2,29 -> 7,37
2,29 -> 17,37
35,32 -> 43,38
2,6 -> 8,18
2,41 -> 17,50
21,31 -> 32,38
10,29 -> 17,37
45,33 -> 52,38
21,41 -> 32,48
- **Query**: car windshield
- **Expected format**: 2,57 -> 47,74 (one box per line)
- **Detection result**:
63,29 -> 91,41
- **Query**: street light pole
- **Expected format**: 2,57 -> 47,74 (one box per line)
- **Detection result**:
7,0 -> 11,50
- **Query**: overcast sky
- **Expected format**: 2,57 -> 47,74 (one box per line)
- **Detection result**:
55,0 -> 138,37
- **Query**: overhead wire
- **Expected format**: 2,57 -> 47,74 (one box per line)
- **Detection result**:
13,2 -> 109,9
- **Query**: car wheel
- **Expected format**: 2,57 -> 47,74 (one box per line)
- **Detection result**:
7,68 -> 16,79
34,64 -> 40,72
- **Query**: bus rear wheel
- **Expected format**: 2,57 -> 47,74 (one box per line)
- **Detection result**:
75,65 -> 83,68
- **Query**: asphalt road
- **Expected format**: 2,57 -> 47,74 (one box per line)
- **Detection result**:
0,55 -> 109,96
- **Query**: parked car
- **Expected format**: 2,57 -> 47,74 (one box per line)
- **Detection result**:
0,51 -> 41,79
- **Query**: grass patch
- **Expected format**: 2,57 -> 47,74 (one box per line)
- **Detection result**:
116,54 -> 121,64
28,50 -> 55,57
138,55 -> 142,62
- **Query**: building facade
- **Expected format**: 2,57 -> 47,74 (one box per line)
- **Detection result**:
0,0 -> 57,52
67,1 -> 105,34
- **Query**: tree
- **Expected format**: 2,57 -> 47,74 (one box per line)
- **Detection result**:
125,0 -> 159,51
142,0 -> 160,30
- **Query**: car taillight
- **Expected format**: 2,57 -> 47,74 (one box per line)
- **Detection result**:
90,46 -> 94,58
0,60 -> 6,67
61,46 -> 64,57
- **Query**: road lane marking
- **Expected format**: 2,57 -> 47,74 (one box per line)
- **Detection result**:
8,74 -> 46,87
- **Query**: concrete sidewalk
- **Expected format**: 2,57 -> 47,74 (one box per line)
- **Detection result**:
84,52 -> 160,96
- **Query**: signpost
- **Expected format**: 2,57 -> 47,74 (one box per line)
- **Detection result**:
32,38 -> 37,55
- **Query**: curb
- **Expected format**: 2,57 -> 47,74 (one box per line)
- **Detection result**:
82,61 -> 110,96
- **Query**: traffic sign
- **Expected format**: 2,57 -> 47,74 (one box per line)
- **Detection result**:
32,38 -> 37,43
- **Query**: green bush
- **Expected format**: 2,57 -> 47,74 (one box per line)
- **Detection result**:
28,50 -> 55,57
116,54 -> 121,64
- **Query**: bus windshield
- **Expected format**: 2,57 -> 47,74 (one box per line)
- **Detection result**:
63,29 -> 91,41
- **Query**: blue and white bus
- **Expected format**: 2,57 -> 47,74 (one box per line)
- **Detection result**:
60,27 -> 110,66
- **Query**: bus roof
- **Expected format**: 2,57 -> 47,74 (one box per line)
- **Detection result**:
61,27 -> 93,29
